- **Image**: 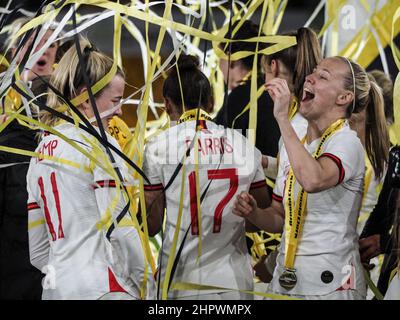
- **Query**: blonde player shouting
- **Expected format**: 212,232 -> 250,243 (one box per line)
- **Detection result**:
233,57 -> 389,300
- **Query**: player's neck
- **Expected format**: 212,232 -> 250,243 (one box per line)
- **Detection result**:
168,111 -> 181,122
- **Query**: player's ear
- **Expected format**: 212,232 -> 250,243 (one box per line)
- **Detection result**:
164,97 -> 172,115
271,59 -> 279,77
78,87 -> 89,103
76,87 -> 91,117
205,95 -> 214,114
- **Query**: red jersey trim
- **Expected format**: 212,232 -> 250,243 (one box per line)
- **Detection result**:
250,179 -> 267,190
319,153 -> 345,185
93,180 -> 117,189
108,268 -> 127,293
27,202 -> 40,211
272,192 -> 283,202
144,183 -> 164,191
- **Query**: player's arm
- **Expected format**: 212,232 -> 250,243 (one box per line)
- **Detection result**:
92,150 -> 155,298
262,155 -> 279,179
27,180 -> 50,271
266,78 -> 343,193
142,140 -> 165,237
233,193 -> 285,234
244,147 -> 273,232
246,182 -> 271,232
144,189 -> 165,236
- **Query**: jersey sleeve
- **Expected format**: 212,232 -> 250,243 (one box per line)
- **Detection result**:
142,139 -> 163,191
91,138 -> 131,223
249,147 -> 268,191
27,164 -> 50,271
319,130 -> 365,185
92,138 -> 153,298
272,149 -> 286,203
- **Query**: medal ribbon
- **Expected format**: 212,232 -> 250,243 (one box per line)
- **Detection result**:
177,108 -> 212,125
283,118 -> 346,270
288,97 -> 298,121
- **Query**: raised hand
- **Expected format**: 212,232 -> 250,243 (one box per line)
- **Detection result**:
264,78 -> 291,122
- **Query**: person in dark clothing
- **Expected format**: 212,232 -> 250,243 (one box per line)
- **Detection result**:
0,17 -> 61,299
215,20 -> 281,158
0,118 -> 44,300
0,76 -> 51,299
360,145 -> 400,296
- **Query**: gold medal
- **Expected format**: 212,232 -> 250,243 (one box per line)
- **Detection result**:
279,268 -> 297,290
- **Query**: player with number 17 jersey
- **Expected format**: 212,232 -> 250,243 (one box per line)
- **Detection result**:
143,116 -> 267,299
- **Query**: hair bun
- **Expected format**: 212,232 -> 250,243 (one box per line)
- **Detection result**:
176,54 -> 200,71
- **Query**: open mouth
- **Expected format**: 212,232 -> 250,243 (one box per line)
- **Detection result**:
301,88 -> 315,102
36,59 -> 47,67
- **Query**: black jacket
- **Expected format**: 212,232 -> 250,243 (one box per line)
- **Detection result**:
0,120 -> 43,299
361,146 -> 400,251
215,77 -> 281,157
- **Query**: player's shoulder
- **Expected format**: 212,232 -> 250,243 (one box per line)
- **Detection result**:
291,112 -> 308,139
38,123 -> 112,159
327,122 -> 363,151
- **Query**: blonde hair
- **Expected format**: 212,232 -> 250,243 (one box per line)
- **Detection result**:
335,56 -> 390,179
41,38 -> 125,127
6,17 -> 31,50
7,17 -> 61,51
369,70 -> 394,125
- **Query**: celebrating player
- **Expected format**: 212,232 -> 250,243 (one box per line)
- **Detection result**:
143,54 -> 269,300
233,57 -> 389,299
27,39 -> 151,300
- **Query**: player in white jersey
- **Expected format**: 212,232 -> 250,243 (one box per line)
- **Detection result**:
253,28 -> 320,291
142,55 -> 269,300
233,57 -> 389,299
27,40 -> 151,300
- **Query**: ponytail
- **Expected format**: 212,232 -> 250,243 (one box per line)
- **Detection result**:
365,80 -> 390,179
262,27 -> 321,101
337,56 -> 390,179
292,27 -> 321,100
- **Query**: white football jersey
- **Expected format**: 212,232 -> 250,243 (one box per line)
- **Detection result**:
265,112 -> 308,179
143,119 -> 267,299
270,122 -> 367,297
27,122 -> 152,300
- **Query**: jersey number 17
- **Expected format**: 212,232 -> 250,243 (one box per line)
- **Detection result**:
188,168 -> 238,235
